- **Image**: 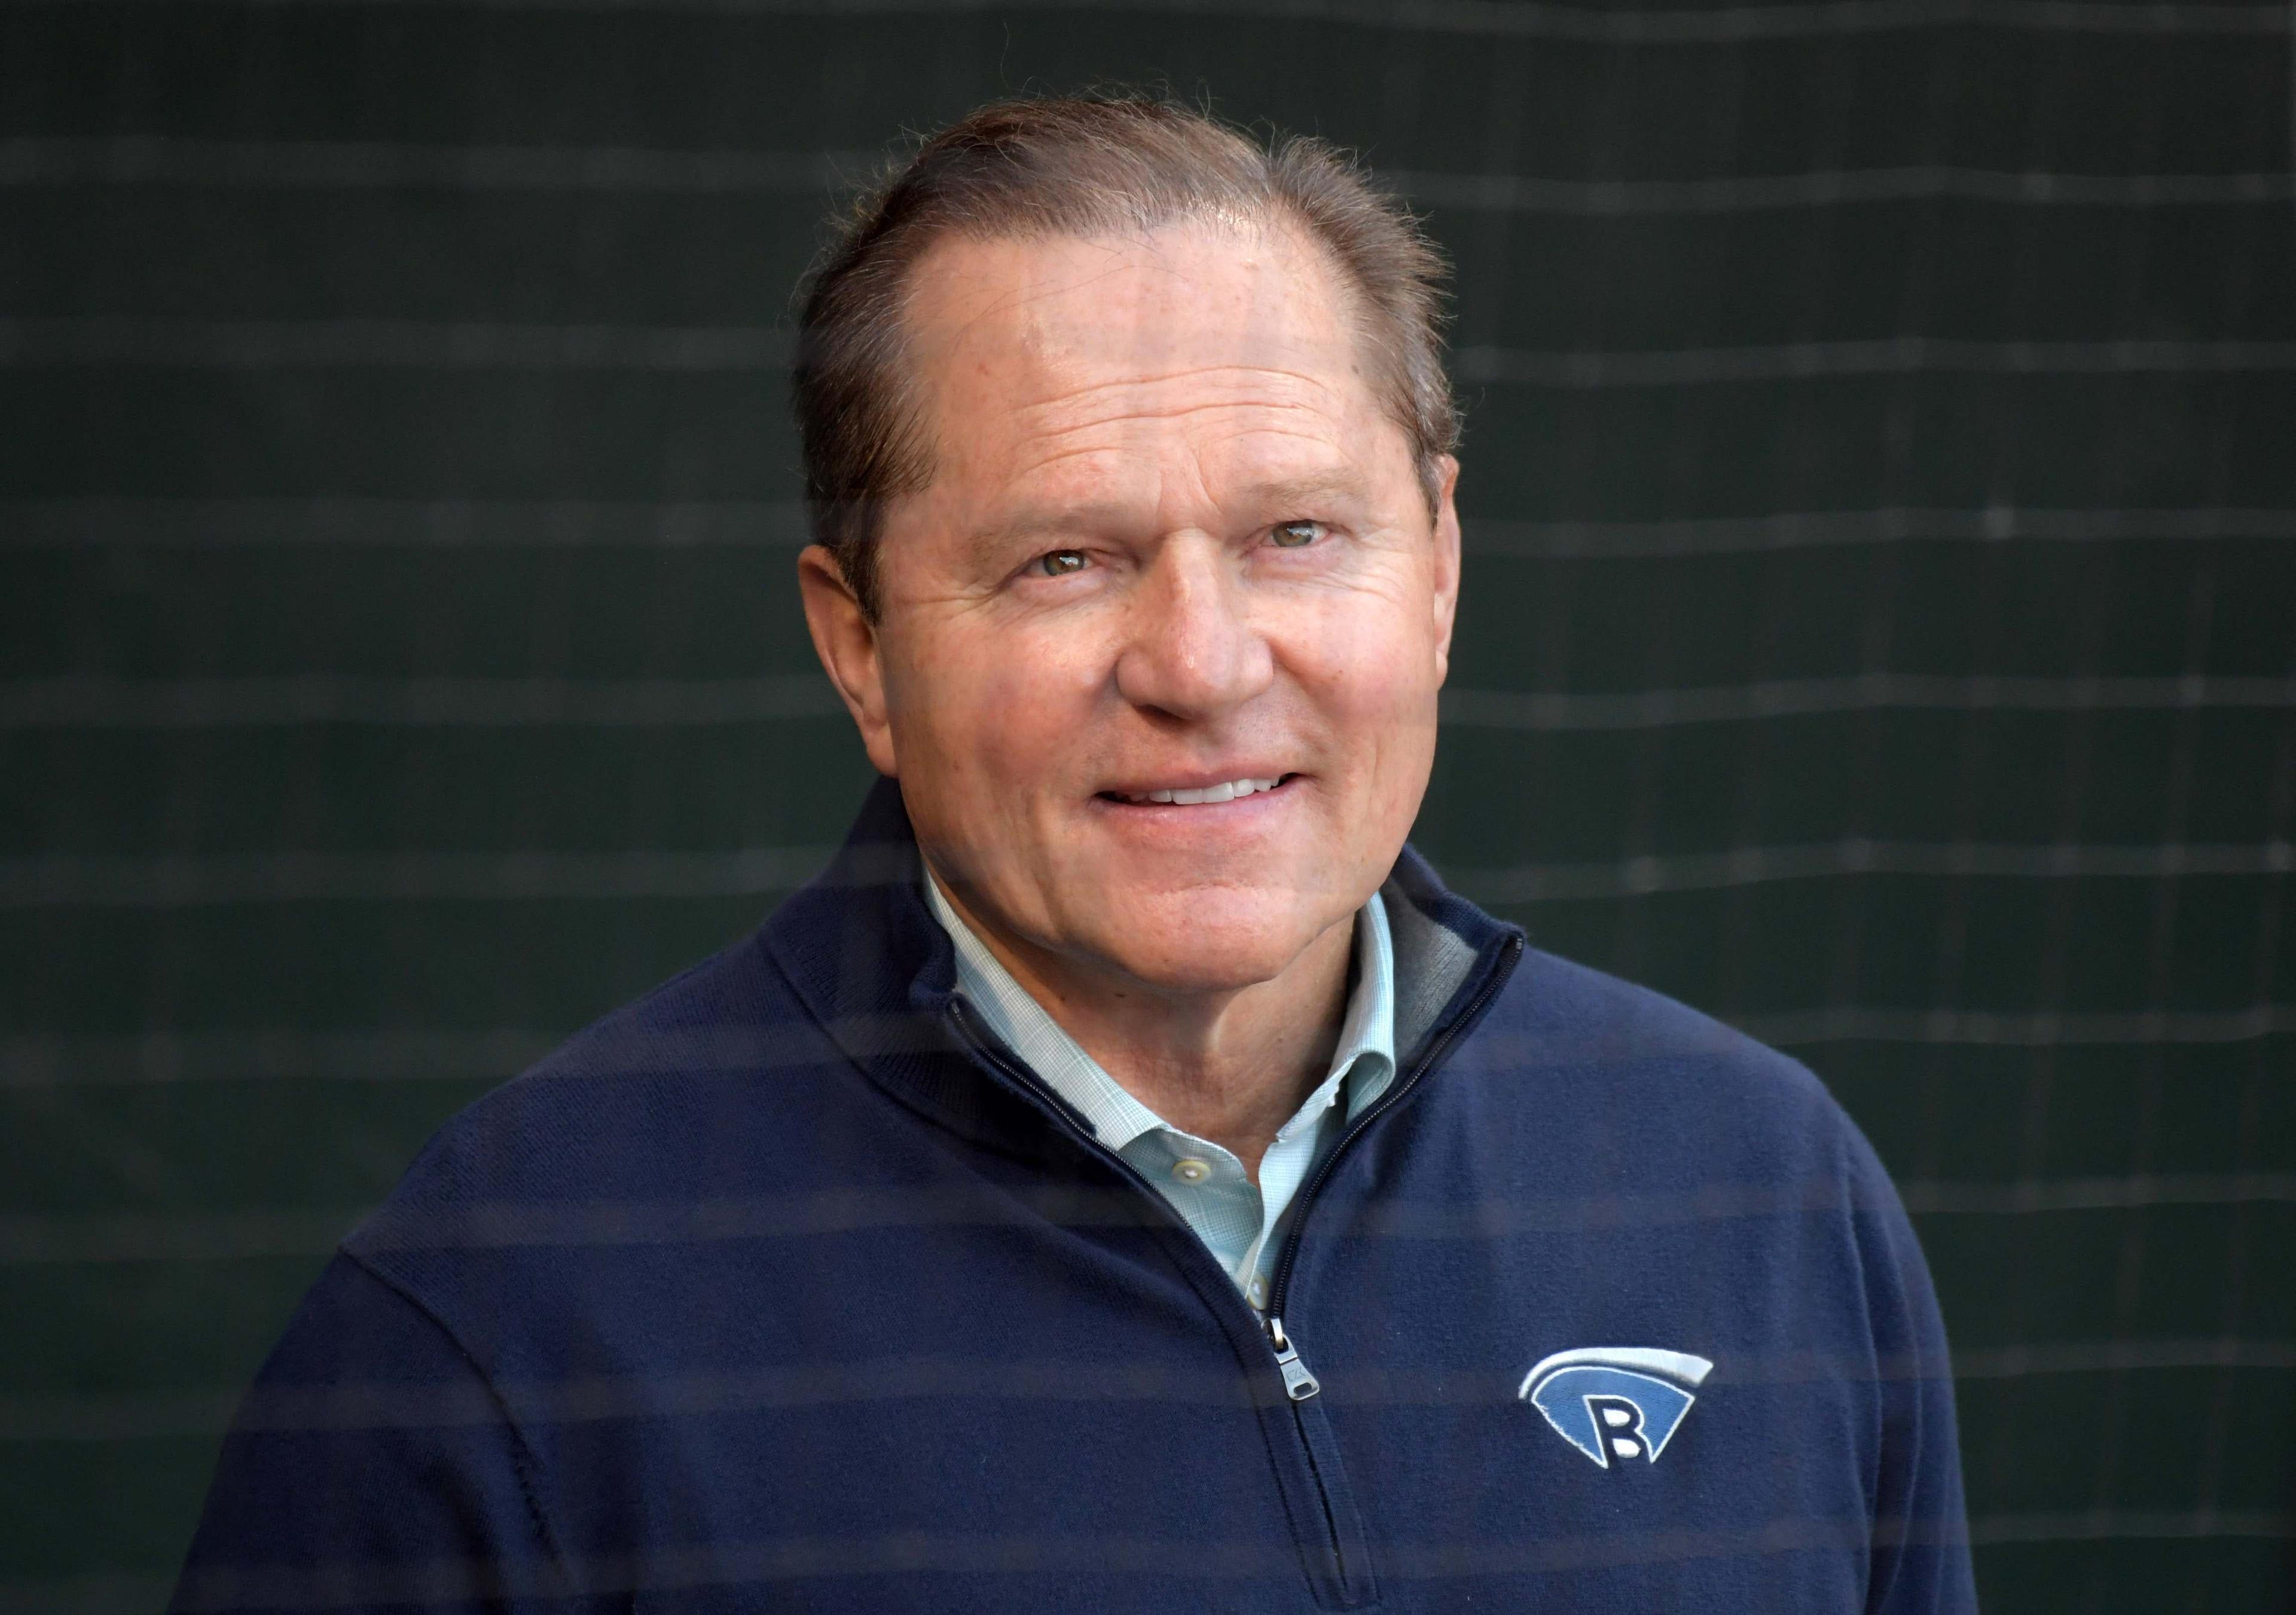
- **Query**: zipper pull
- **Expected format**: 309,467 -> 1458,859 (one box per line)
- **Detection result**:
1267,1315 -> 1321,1402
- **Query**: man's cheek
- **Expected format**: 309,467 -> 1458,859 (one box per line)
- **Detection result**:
979,625 -> 1104,709
1315,633 -> 1436,726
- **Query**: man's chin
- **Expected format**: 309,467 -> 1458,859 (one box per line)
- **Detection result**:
1071,892 -> 1347,997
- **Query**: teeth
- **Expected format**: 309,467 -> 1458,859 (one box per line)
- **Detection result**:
1125,777 -> 1280,805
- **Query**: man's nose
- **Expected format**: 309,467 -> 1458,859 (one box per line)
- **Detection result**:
1112,538 -> 1276,721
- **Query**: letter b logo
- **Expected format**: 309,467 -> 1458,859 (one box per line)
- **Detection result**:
1518,1347 -> 1714,1470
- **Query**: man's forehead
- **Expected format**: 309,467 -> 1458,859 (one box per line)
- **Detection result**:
899,222 -> 1397,518
903,221 -> 1366,390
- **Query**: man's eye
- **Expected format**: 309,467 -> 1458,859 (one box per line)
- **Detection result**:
1035,549 -> 1089,577
1269,520 -> 1322,549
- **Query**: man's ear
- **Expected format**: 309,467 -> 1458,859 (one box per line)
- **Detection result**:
1428,454 -> 1463,686
797,544 -> 899,777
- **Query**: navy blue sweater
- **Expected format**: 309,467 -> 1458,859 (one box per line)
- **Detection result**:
175,781 -> 1975,1612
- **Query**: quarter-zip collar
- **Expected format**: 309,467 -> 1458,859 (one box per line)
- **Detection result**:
759,777 -> 1525,1167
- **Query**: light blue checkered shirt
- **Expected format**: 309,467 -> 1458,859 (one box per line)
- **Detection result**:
926,875 -> 1396,1311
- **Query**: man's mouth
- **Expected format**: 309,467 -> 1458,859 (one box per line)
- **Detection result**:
1100,774 -> 1296,806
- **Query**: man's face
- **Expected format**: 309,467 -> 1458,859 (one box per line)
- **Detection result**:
803,219 -> 1460,996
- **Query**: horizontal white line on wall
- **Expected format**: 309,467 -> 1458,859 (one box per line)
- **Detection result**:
1736,1003 -> 2296,1047
1396,165 -> 2296,212
1455,838 -> 2294,900
4,1173 -> 2288,1265
0,847 -> 843,907
0,1206 -> 370,1265
0,1575 -> 181,1615
1465,506 -> 2296,554
1441,674 -> 2296,728
0,137 -> 878,191
0,1030 -> 561,1086
2,838 -> 2285,909
0,497 -> 812,546
1898,1172 -> 2296,1214
5,673 -> 2284,730
0,675 -> 845,726
9,498 -> 2290,552
8,319 -> 2291,380
9,139 -> 2288,211
1965,1508 -> 2294,1543
0,316 -> 792,369
1452,336 -> 2296,384
1950,1338 -> 2296,1378
8,1004 -> 2288,1088
26,0 -> 2273,41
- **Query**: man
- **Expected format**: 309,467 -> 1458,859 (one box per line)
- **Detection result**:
175,96 -> 1974,1612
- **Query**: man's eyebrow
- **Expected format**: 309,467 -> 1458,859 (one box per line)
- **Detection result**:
965,502 -> 1142,558
965,475 -> 1375,560
1239,473 -> 1375,512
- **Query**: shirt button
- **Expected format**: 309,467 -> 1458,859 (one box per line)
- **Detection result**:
1171,1158 -> 1212,1184
1247,1276 -> 1269,1309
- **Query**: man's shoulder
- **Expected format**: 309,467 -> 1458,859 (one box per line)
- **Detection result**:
339,927 -> 846,1266
1473,944 -> 1876,1176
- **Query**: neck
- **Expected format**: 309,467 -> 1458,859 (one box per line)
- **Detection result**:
932,874 -> 1356,1177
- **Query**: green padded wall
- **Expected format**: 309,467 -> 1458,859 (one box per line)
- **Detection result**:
3,2 -> 2292,1608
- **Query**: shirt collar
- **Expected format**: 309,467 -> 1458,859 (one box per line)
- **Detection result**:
923,872 -> 1397,1152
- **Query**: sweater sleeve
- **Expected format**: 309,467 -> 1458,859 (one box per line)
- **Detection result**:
170,1254 -> 582,1615
1850,1137 -> 1980,1615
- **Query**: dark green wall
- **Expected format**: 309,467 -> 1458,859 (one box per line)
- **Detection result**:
3,2 -> 2292,1608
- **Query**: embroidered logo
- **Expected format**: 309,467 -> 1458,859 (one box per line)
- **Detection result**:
1518,1347 -> 1714,1469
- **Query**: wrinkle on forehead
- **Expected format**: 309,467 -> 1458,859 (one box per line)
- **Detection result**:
963,380 -> 1371,532
1006,368 -> 1353,453
908,221 -> 1365,390
902,225 -> 1382,508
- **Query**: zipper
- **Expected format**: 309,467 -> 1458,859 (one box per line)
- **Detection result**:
1266,930 -> 1526,1324
941,929 -> 1522,1607
1266,1314 -> 1321,1401
947,929 -> 1523,1393
944,997 -> 1368,1604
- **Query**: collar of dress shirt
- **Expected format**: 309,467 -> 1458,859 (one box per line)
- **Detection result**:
921,871 -> 1397,1154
